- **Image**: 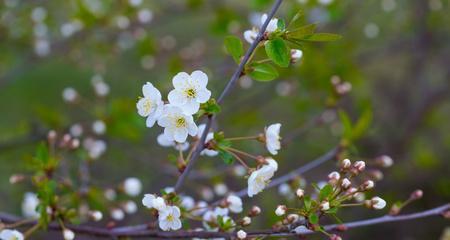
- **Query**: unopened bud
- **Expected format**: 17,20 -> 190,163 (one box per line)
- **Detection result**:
47,130 -> 57,143
328,171 -> 341,184
320,201 -> 330,211
346,187 -> 358,195
353,161 -> 366,172
362,180 -> 375,190
241,216 -> 251,226
9,174 -> 26,184
63,229 -> 75,240
367,196 -> 386,210
237,230 -> 247,239
89,210 -> 103,221
296,188 -> 304,198
249,206 -> 261,216
70,138 -> 80,149
275,205 -> 287,216
368,169 -> 384,181
290,49 -> 303,63
341,159 -> 351,169
287,214 -> 300,223
375,155 -> 393,168
330,234 -> 342,240
341,178 -> 351,189
389,204 -> 401,215
410,189 -> 423,200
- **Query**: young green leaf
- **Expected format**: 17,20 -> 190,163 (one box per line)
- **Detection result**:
277,19 -> 286,31
285,23 -> 317,39
218,149 -> 234,164
303,196 -> 312,211
309,213 -> 319,224
265,37 -> 290,67
248,63 -> 279,81
287,10 -> 305,30
319,184 -> 333,201
224,36 -> 244,63
301,33 -> 342,42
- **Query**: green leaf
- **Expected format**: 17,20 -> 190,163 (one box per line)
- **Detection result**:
224,36 -> 244,63
319,184 -> 333,201
351,108 -> 373,140
287,10 -> 305,30
309,213 -> 319,224
199,98 -> 221,117
248,63 -> 279,81
218,149 -> 234,164
286,23 -> 317,39
265,37 -> 290,67
35,142 -> 49,166
338,110 -> 353,140
303,196 -> 312,211
277,19 -> 286,31
301,33 -> 342,42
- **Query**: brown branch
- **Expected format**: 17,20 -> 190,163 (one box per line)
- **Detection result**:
1,204 -> 448,238
173,0 -> 284,192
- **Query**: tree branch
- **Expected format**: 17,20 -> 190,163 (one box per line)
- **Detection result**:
1,204 -> 447,238
174,0 -> 284,192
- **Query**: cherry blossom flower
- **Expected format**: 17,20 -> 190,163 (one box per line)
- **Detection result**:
157,133 -> 190,151
62,87 -> 78,103
237,230 -> 247,239
370,196 -> 386,209
247,158 -> 278,197
22,192 -> 39,219
226,195 -> 243,213
158,206 -> 182,231
0,229 -> 24,240
110,208 -> 125,221
243,13 -> 279,44
198,124 -> 218,157
275,205 -> 286,216
290,49 -> 303,63
142,194 -> 167,211
123,177 -> 142,197
264,123 -> 281,155
136,82 -> 164,128
63,229 -> 75,240
157,105 -> 198,143
167,70 -> 211,115
181,196 -> 195,210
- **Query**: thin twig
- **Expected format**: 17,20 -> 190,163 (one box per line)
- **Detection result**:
174,0 -> 284,192
0,204 -> 447,238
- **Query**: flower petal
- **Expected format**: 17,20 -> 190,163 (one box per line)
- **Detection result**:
191,70 -> 208,88
172,72 -> 190,89
173,129 -> 188,143
181,100 -> 200,115
168,90 -> 187,106
196,89 -> 211,103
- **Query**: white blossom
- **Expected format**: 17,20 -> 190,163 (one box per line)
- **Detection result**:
70,124 -> 83,137
376,155 -> 393,167
89,210 -> 103,221
104,189 -> 117,201
138,9 -> 153,23
243,14 -> 279,44
265,123 -> 281,155
22,192 -> 40,219
62,87 -> 78,103
157,133 -> 190,151
243,28 -> 258,44
198,124 -> 218,157
275,205 -> 286,216
0,229 -> 24,240
123,177 -> 142,197
214,183 -> 228,196
63,229 -> 75,240
191,201 -> 208,216
123,201 -> 138,214
341,178 -> 351,189
290,49 -> 303,63
142,194 -> 167,211
371,196 -> 386,209
341,158 -> 351,168
293,225 -> 309,234
110,208 -> 125,221
296,188 -> 305,198
320,201 -> 330,211
158,206 -> 182,231
158,105 -> 198,143
247,158 -> 278,197
92,120 -> 106,135
354,160 -> 366,172
168,70 -> 211,115
181,196 -> 195,210
242,216 -> 252,226
362,180 -> 375,190
137,82 -> 164,128
237,230 -> 247,239
226,195 -> 243,213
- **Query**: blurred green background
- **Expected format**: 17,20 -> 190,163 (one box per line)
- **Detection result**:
0,0 -> 449,239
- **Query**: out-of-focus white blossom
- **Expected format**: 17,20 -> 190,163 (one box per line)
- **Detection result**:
264,123 -> 281,155
275,205 -> 286,216
138,9 -> 153,23
198,124 -> 218,157
248,158 -> 278,197
0,229 -> 24,240
62,87 -> 78,103
63,229 -> 75,240
237,230 -> 247,239
92,120 -> 106,135
370,196 -> 386,209
22,192 -> 39,219
181,196 -> 195,210
226,195 -> 243,213
123,177 -> 142,197
290,49 -> 303,63
214,183 -> 228,196
110,208 -> 125,221
123,201 -> 138,214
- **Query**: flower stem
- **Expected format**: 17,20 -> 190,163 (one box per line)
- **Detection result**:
225,136 -> 259,141
225,147 -> 259,160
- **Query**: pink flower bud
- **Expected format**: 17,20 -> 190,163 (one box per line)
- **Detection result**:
353,161 -> 366,172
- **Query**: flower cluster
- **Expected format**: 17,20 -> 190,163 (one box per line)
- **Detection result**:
136,70 -> 211,143
142,194 -> 182,231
